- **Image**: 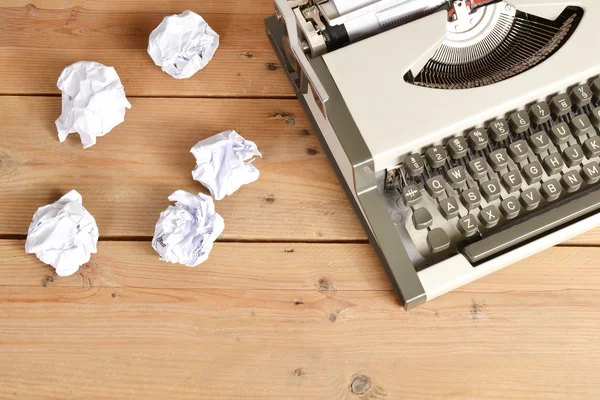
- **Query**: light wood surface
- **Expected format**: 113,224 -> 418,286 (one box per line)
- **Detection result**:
1,1 -> 599,399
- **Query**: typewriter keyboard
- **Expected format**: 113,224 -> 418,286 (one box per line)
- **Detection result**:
392,78 -> 600,264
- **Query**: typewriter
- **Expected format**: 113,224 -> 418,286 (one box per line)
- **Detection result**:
265,0 -> 600,310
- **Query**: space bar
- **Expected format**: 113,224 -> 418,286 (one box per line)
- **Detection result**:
462,187 -> 600,264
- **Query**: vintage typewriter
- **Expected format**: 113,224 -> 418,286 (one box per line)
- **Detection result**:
265,0 -> 600,310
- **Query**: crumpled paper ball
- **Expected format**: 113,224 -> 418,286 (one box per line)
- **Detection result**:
191,130 -> 262,200
25,190 -> 99,277
147,10 -> 220,79
152,190 -> 225,267
55,61 -> 132,149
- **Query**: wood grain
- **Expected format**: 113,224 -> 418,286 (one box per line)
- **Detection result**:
0,286 -> 599,400
0,96 -> 364,240
0,4 -> 294,97
3,241 -> 600,294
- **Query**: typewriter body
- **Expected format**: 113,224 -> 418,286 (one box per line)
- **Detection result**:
265,0 -> 600,310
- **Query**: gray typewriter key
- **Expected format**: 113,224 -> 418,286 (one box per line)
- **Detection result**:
479,205 -> 501,228
541,179 -> 562,201
584,137 -> 600,158
561,170 -> 583,193
550,93 -> 572,117
425,145 -> 447,169
427,228 -> 451,253
468,157 -> 488,180
402,184 -> 422,207
425,176 -> 446,198
520,188 -> 541,211
591,77 -> 600,98
404,154 -> 425,177
563,144 -> 584,167
543,153 -> 564,175
508,140 -> 530,163
412,208 -> 433,230
529,131 -> 551,154
523,162 -> 544,184
447,137 -> 468,159
529,101 -> 551,125
488,118 -> 510,142
581,162 -> 600,184
460,188 -> 481,211
549,122 -> 572,145
481,179 -> 501,202
501,170 -> 522,193
488,149 -> 509,171
570,84 -> 593,107
467,128 -> 489,151
590,107 -> 600,127
500,197 -> 521,220
439,197 -> 459,219
457,214 -> 478,237
509,111 -> 530,134
447,166 -> 467,189
569,114 -> 593,137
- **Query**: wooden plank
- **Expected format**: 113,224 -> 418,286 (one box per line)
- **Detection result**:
3,241 -> 600,294
0,286 -> 599,399
0,96 -> 364,240
3,0 -> 276,13
0,5 -> 294,97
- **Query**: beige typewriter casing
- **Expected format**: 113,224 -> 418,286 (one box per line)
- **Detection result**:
265,0 -> 600,310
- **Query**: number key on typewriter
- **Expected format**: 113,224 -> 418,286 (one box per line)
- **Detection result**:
563,144 -> 584,167
569,114 -> 593,136
529,131 -> 551,154
581,162 -> 600,184
401,184 -> 422,207
570,84 -> 593,108
523,162 -> 544,184
488,118 -> 510,142
404,154 -> 425,177
549,122 -> 572,145
457,215 -> 478,237
530,101 -> 551,125
551,93 -> 573,117
467,128 -> 489,151
425,145 -> 447,169
509,111 -> 530,134
591,77 -> 600,98
447,137 -> 468,159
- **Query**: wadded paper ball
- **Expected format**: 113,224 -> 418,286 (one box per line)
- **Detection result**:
147,10 -> 220,79
25,190 -> 99,277
152,190 -> 225,267
55,61 -> 131,148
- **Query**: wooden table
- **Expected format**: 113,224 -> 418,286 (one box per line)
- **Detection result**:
1,1 -> 599,399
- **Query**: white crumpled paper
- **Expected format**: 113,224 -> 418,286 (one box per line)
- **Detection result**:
147,10 -> 220,79
55,61 -> 132,149
25,190 -> 99,277
191,130 -> 262,200
152,190 -> 225,267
